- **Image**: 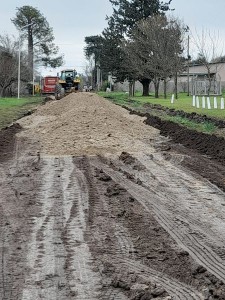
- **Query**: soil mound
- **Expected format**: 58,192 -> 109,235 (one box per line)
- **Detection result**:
0,123 -> 22,162
126,107 -> 225,165
143,102 -> 225,128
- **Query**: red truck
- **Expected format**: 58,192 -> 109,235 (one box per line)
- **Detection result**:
41,76 -> 58,94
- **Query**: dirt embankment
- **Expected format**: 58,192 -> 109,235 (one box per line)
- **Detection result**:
123,106 -> 225,165
17,93 -> 159,156
143,102 -> 225,128
1,93 -> 225,299
0,123 -> 22,162
119,105 -> 225,192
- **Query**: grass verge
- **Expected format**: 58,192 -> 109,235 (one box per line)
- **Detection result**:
99,91 -> 220,134
165,116 -> 217,134
0,96 -> 43,129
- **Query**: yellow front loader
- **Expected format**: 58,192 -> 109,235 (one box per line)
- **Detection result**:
55,69 -> 80,99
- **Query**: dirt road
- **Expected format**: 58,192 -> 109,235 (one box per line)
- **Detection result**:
1,93 -> 225,299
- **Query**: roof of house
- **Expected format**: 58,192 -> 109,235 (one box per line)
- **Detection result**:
180,72 -> 216,77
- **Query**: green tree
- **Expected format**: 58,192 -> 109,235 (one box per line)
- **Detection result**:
84,35 -> 104,65
11,5 -> 63,79
101,27 -> 126,79
84,35 -> 104,87
107,0 -> 173,35
122,16 -> 184,96
103,0 -> 173,95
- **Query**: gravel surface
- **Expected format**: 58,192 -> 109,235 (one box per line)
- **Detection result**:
18,93 -> 159,156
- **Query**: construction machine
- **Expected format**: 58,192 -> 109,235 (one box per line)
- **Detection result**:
55,69 -> 80,99
41,76 -> 58,95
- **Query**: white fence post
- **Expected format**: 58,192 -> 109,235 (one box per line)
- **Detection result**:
221,98 -> 225,109
207,97 -> 211,109
202,96 -> 206,108
214,97 -> 218,109
171,94 -> 174,104
196,96 -> 200,108
192,95 -> 196,107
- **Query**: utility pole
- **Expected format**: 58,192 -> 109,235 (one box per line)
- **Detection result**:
185,26 -> 190,96
96,62 -> 101,91
17,23 -> 34,99
187,34 -> 190,96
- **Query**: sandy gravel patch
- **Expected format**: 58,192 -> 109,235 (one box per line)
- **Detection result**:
18,93 -> 159,156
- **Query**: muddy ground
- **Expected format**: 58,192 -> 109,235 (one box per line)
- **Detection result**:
1,92 -> 225,299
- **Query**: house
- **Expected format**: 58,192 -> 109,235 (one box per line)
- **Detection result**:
114,62 -> 225,95
179,62 -> 225,95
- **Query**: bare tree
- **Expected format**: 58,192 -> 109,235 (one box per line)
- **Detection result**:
0,34 -> 29,97
83,56 -> 95,87
192,29 -> 224,95
122,15 -> 184,97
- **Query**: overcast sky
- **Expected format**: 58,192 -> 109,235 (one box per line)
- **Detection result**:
1,0 -> 225,75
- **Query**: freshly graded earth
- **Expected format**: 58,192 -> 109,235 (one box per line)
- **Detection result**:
1,92 -> 225,300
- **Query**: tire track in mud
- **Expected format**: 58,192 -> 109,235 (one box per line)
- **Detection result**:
127,152 -> 225,260
21,156 -> 101,300
114,223 -> 135,257
91,157 -> 225,284
75,157 -> 131,300
0,141 -> 43,300
62,157 -> 101,300
78,157 -> 204,299
112,152 -> 225,253
115,257 -> 203,300
0,208 -> 9,300
21,157 -> 65,300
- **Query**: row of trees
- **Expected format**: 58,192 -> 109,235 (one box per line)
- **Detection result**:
0,5 -> 63,97
84,0 -> 186,97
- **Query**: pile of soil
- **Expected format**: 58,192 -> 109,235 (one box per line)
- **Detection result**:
143,102 -> 225,128
0,123 -> 22,162
17,93 -> 159,156
2,93 -> 225,299
125,107 -> 225,166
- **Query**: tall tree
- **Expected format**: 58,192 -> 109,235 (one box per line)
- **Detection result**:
123,16 -> 184,96
193,29 -> 223,95
107,0 -> 172,35
103,0 -> 173,95
11,5 -> 63,80
84,35 -> 104,87
84,35 -> 104,66
83,57 -> 95,87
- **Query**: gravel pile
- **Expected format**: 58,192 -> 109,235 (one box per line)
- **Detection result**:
18,93 -> 159,156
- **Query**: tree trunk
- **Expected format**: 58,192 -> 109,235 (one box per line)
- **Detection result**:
207,77 -> 212,96
0,86 -> 6,97
28,23 -> 34,81
174,72 -> 178,99
129,81 -> 133,98
0,82 -> 12,97
154,79 -> 160,98
132,80 -> 135,96
164,80 -> 167,99
140,78 -> 151,96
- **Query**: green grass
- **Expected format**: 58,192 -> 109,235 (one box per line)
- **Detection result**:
99,91 -> 224,134
99,91 -> 225,120
0,96 -> 43,129
166,115 -> 216,133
